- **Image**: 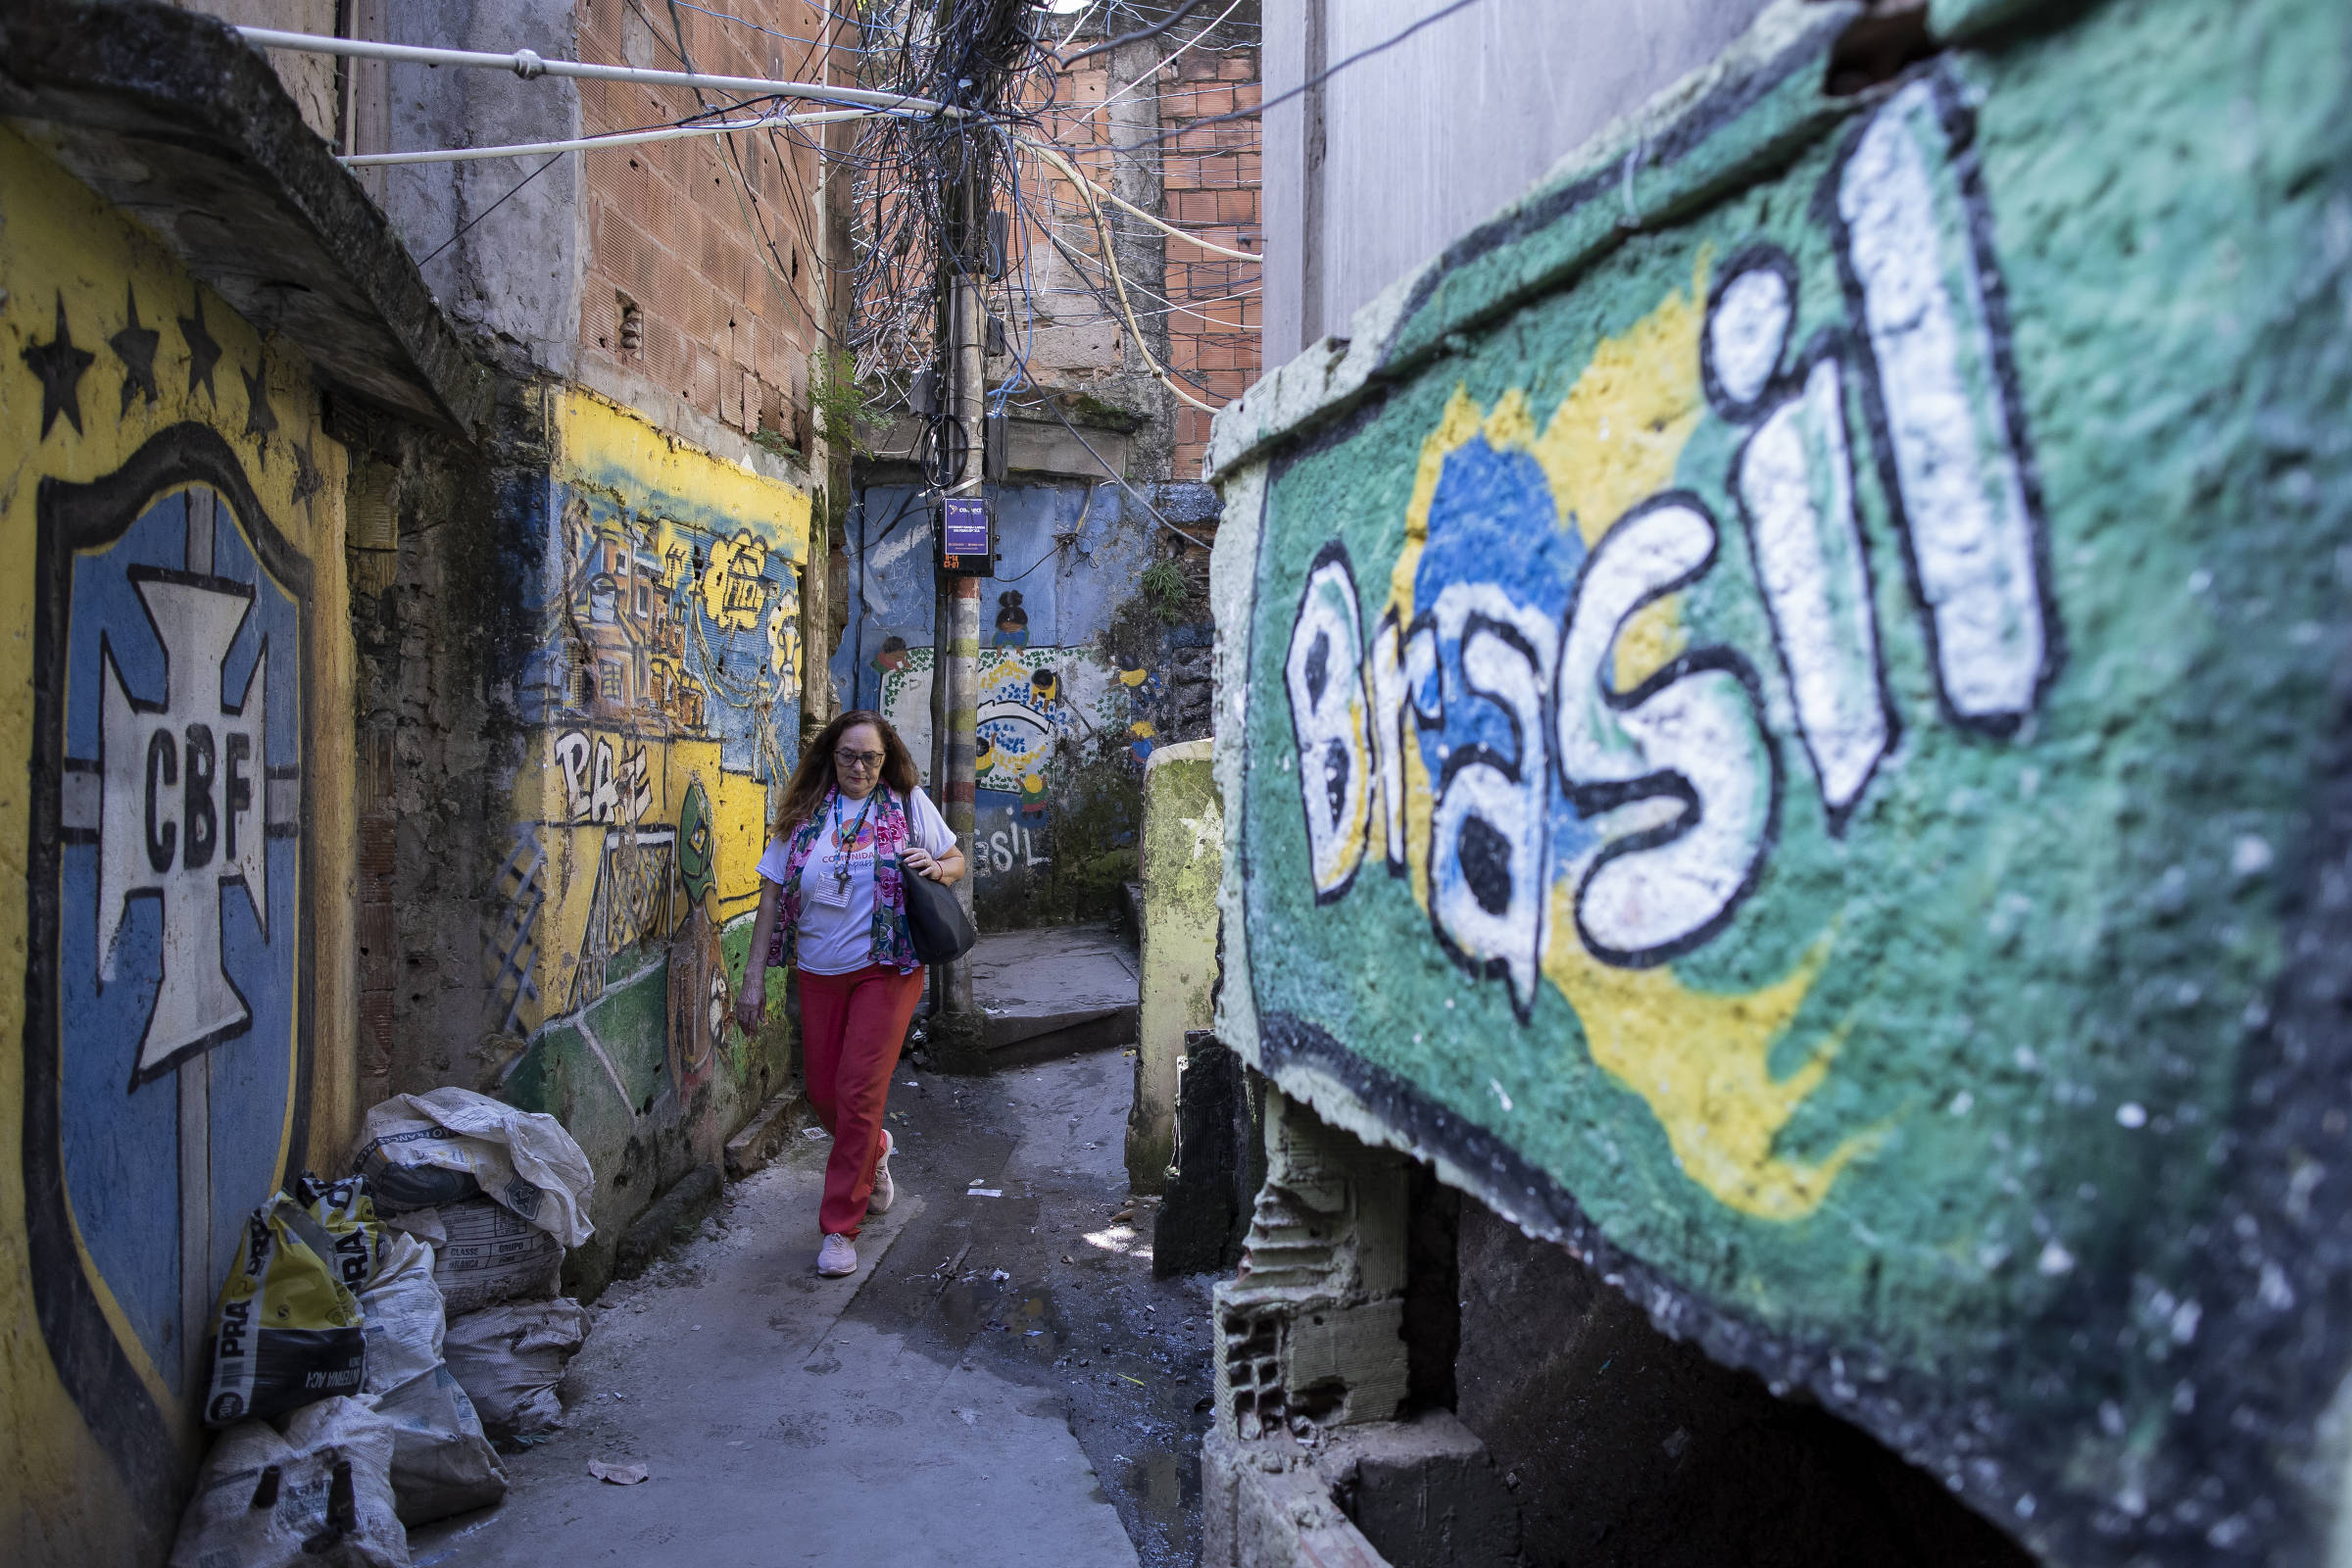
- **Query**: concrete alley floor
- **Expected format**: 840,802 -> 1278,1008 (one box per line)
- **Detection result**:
412,1048 -> 1215,1568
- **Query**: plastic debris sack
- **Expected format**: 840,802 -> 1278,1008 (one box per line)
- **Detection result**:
431,1196 -> 564,1315
169,1396 -> 410,1568
353,1087 -> 595,1247
374,1366 -> 508,1525
202,1178 -> 385,1428
443,1298 -> 591,1439
357,1232 -> 508,1524
359,1233 -> 444,1398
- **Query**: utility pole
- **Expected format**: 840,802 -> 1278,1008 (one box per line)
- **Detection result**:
930,0 -> 1028,1025
937,253 -> 983,1016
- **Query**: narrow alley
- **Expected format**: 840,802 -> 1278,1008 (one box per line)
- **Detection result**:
413,1050 -> 1210,1568
8,2 -> 2352,1568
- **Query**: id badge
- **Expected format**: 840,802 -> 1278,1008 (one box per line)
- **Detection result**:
809,858 -> 851,908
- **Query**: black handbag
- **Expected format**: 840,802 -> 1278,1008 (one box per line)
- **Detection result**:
900,853 -> 977,963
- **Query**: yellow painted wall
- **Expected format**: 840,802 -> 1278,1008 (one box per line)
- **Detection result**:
497,387 -> 809,1035
483,385 -> 810,1262
0,126 -> 353,1563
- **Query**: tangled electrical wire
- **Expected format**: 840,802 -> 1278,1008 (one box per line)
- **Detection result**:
835,0 -> 1259,494
837,1 -> 1047,410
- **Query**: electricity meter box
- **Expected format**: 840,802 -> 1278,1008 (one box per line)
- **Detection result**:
939,495 -> 996,574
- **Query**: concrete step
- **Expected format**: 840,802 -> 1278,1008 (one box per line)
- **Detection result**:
969,921 -> 1140,1065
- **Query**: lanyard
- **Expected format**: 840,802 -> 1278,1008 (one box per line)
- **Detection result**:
829,788 -> 879,892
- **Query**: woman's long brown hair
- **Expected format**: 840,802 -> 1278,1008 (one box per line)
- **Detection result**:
772,710 -> 921,838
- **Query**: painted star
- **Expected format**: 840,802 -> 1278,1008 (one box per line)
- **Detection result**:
291,434 -> 323,506
179,292 -> 220,402
241,361 -> 277,456
110,282 -> 160,417
22,292 -> 95,440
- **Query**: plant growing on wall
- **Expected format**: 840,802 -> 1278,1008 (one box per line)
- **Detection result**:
1139,559 -> 1191,624
809,347 -> 880,458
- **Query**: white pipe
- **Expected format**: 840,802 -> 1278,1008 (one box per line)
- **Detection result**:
341,106 -> 885,167
233,25 -> 966,117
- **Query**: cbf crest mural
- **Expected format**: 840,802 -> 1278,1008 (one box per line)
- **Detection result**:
26,426 -> 313,1499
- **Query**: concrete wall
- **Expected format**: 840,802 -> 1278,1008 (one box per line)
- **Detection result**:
1,125 -> 355,1566
176,0 -> 340,139
1262,0 -> 1774,360
1209,0 -> 2352,1562
1129,739 -> 1221,1192
375,0 -> 588,373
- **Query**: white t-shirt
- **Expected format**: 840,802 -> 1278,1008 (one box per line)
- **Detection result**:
756,787 -> 956,975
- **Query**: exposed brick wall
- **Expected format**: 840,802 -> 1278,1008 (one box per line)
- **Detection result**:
1006,31 -> 1260,484
1007,53 -> 1140,393
1159,47 -> 1261,480
573,0 -> 835,454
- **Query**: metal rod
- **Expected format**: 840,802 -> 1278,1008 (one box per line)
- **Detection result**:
232,26 -> 967,117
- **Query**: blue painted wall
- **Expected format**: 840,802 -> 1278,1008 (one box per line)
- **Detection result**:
834,478 -> 1161,915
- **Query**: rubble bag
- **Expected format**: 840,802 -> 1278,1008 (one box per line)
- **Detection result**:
442,1298 -> 591,1439
357,1229 -> 509,1524
169,1396 -> 411,1568
202,1194 -> 370,1428
359,1232 -> 445,1397
374,1366 -> 509,1526
431,1196 -> 564,1315
353,1087 -> 596,1246
296,1170 -> 389,1297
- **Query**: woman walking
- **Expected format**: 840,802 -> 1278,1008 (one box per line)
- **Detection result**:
734,710 -> 964,1277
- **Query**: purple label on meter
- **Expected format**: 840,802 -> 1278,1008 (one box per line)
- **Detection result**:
943,498 -> 989,557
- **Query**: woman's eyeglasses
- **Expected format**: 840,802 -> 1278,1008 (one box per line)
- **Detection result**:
835,748 -> 885,769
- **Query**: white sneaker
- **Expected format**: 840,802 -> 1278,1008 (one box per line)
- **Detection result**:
869,1129 -> 896,1214
816,1234 -> 858,1277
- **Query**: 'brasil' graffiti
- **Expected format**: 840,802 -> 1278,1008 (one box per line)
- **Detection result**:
1273,74 -> 2054,1217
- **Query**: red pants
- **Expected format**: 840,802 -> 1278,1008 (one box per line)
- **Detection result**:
797,963 -> 924,1238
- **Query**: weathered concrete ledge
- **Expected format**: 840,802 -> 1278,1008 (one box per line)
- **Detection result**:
1201,1414 -> 1520,1568
723,1093 -> 811,1182
612,1163 -> 723,1283
0,0 -> 491,435
969,923 -> 1141,1066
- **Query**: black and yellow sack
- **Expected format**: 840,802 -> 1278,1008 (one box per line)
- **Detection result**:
201,1173 -> 386,1429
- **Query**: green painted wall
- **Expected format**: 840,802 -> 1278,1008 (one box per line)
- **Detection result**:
1208,1 -> 2352,1563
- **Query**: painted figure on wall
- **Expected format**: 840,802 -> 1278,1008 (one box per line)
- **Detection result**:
833,478 -> 1166,900
994,590 -> 1030,648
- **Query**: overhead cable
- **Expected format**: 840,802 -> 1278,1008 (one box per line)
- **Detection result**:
1111,0 -> 1486,154
232,25 -> 966,117
1080,0 -> 1247,127
1056,0 -> 1217,66
1018,136 -> 1259,260
341,106 -> 889,166
1021,140 -> 1218,414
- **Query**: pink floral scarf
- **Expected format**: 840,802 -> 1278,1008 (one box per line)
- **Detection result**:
764,787 -> 919,973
